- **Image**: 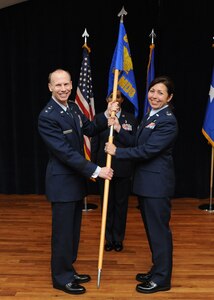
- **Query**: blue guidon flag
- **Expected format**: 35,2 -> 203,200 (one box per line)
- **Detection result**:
202,67 -> 214,147
108,22 -> 139,117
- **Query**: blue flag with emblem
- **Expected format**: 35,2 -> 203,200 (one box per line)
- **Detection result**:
143,43 -> 155,116
202,67 -> 214,147
108,22 -> 139,117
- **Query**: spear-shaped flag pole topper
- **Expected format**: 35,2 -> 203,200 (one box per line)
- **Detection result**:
97,6 -> 129,288
149,28 -> 156,44
82,28 -> 89,46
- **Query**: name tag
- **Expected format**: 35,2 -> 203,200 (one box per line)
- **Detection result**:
63,129 -> 73,134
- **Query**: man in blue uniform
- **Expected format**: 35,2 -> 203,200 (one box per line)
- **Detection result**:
38,69 -> 118,295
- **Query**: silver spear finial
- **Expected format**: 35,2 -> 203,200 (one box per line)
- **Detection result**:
149,28 -> 156,44
118,6 -> 127,23
82,28 -> 89,45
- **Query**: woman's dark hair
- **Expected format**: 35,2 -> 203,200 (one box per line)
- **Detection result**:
148,76 -> 175,96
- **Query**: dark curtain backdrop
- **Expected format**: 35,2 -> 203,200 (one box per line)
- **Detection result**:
0,0 -> 213,197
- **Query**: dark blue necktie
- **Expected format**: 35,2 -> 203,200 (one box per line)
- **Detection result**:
66,106 -> 73,118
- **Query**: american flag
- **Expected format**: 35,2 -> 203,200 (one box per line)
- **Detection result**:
75,45 -> 95,160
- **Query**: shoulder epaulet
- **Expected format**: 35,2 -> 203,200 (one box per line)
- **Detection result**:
165,110 -> 173,117
68,100 -> 78,108
68,99 -> 75,104
68,100 -> 76,107
43,105 -> 54,114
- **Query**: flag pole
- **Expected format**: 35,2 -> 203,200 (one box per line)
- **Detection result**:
78,28 -> 98,211
209,147 -> 214,211
97,7 -> 127,288
198,41 -> 214,213
199,147 -> 214,212
97,70 -> 119,288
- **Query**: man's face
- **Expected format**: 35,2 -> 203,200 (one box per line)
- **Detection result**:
48,70 -> 72,105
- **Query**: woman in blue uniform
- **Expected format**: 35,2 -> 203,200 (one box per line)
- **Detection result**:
105,76 -> 178,294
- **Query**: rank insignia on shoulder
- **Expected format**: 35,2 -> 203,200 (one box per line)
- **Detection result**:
44,105 -> 53,113
166,111 -> 172,116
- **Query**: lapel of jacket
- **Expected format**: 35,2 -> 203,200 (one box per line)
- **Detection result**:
136,107 -> 169,138
69,105 -> 82,137
50,99 -> 78,130
135,114 -> 149,140
119,110 -> 126,124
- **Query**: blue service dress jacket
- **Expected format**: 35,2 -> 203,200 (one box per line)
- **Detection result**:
114,106 -> 178,197
38,98 -> 108,202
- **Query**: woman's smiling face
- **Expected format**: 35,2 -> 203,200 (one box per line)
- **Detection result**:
148,83 -> 173,110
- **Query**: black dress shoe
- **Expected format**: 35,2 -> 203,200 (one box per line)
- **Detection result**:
136,271 -> 152,282
73,274 -> 91,283
53,282 -> 86,294
104,241 -> 114,251
114,242 -> 123,252
136,280 -> 171,294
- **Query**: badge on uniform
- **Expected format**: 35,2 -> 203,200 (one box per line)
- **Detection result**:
77,114 -> 83,127
145,122 -> 156,129
122,123 -> 132,131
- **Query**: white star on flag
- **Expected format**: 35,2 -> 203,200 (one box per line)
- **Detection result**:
209,84 -> 214,103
